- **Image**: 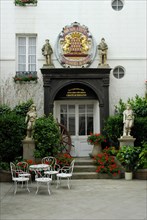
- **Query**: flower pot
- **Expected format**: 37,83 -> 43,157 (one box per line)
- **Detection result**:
92,144 -> 102,157
125,172 -> 133,180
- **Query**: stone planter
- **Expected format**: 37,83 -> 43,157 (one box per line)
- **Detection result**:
92,144 -> 102,157
134,169 -> 147,180
0,170 -> 12,182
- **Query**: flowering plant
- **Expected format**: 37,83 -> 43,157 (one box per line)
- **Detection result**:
13,71 -> 38,82
15,0 -> 37,6
94,152 -> 121,176
56,153 -> 73,167
87,133 -> 106,145
14,75 -> 38,82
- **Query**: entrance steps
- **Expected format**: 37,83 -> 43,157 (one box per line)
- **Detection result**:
73,157 -> 98,179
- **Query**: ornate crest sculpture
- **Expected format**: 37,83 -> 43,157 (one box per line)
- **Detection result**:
55,22 -> 96,68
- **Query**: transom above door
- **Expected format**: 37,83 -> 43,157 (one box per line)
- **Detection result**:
54,100 -> 100,157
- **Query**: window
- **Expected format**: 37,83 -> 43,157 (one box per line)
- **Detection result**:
17,35 -> 36,72
113,66 -> 125,79
111,0 -> 124,11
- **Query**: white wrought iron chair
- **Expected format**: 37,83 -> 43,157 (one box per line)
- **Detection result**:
56,159 -> 75,189
42,156 -> 60,181
10,162 -> 30,194
34,169 -> 52,195
16,161 -> 31,183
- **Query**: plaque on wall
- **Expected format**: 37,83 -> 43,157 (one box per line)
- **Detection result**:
55,22 -> 96,68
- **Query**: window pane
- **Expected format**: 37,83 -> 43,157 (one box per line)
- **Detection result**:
28,64 -> 36,71
18,64 -> 26,71
79,105 -> 85,113
87,116 -> 93,135
68,105 -> 75,114
18,37 -> 26,45
79,115 -> 85,135
69,116 -> 75,135
18,55 -> 26,64
61,114 -> 67,127
18,46 -> 26,54
61,105 -> 67,113
29,37 -> 36,46
29,46 -> 36,54
87,104 -> 93,113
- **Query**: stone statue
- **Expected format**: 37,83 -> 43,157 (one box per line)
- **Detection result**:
25,104 -> 37,139
123,104 -> 134,136
98,38 -> 108,66
42,39 -> 53,65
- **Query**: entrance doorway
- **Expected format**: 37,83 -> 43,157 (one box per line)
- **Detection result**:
54,100 -> 100,157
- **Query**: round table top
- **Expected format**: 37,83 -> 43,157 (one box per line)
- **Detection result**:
29,164 -> 49,171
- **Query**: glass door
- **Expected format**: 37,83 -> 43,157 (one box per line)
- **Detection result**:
54,100 -> 100,157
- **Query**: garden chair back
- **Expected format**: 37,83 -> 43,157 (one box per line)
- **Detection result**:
33,169 -> 52,195
42,156 -> 60,180
10,162 -> 30,194
56,159 -> 75,189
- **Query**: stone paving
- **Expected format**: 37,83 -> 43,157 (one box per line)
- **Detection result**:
0,179 -> 147,220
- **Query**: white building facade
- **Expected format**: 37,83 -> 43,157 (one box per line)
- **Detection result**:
0,0 -> 146,156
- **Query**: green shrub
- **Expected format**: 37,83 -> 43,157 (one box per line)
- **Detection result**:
103,115 -> 123,147
0,112 -> 26,162
104,96 -> 147,147
12,99 -> 33,116
0,104 -> 11,115
33,114 -> 61,158
115,95 -> 147,117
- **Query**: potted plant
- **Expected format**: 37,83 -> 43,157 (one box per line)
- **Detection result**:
116,145 -> 141,180
87,133 -> 106,157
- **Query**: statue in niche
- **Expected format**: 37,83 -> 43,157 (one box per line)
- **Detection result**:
98,38 -> 108,66
25,104 -> 37,139
123,104 -> 134,137
42,39 -> 53,65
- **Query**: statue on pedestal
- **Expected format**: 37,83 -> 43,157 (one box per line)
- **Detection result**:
42,39 -> 53,66
123,104 -> 134,137
98,38 -> 108,66
25,104 -> 37,139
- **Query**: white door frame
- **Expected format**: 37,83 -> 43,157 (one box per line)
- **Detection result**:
54,100 -> 100,157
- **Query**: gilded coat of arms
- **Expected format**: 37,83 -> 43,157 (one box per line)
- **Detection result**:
55,22 -> 96,68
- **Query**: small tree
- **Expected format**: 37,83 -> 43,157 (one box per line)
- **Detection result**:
33,114 -> 61,158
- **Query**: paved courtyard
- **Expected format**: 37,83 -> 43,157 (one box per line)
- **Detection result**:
0,179 -> 146,220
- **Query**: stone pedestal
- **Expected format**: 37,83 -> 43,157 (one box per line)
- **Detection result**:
22,138 -> 35,160
118,136 -> 136,148
42,64 -> 55,69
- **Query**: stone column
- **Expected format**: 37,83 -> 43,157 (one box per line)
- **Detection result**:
22,138 -> 35,161
118,136 -> 136,148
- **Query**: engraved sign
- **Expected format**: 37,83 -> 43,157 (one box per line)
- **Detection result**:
66,88 -> 87,97
55,22 -> 96,68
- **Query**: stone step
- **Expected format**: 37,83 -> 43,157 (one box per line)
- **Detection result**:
74,157 -> 95,165
72,172 -> 98,179
72,157 -> 97,179
74,165 -> 96,172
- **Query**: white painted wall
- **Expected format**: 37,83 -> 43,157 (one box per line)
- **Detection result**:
0,0 -> 146,116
